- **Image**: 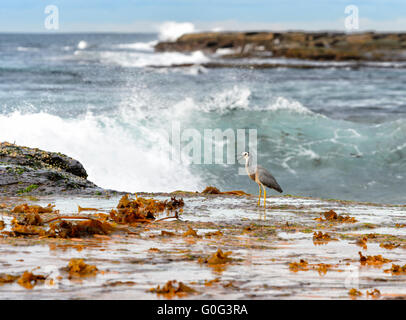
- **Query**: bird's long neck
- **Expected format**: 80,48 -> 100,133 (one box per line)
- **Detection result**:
245,156 -> 256,176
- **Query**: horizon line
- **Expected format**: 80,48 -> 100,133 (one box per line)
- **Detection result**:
1,29 -> 406,35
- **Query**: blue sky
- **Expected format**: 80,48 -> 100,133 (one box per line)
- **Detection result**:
1,0 -> 405,32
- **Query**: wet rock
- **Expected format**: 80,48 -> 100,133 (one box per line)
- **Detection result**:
0,142 -> 108,196
155,31 -> 406,62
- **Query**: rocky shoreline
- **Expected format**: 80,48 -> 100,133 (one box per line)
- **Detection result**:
155,31 -> 406,62
0,142 -> 112,196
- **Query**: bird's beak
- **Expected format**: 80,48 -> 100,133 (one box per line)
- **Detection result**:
237,155 -> 244,161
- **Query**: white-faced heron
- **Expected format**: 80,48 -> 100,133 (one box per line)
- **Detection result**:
241,152 -> 283,208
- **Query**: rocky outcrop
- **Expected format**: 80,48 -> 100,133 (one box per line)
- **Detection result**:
155,31 -> 406,61
0,142 -> 107,196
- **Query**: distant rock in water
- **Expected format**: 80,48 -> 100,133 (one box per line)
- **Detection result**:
155,31 -> 406,62
0,142 -> 107,196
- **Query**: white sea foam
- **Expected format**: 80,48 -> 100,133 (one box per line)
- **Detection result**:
0,111 -> 202,192
77,40 -> 88,50
297,148 -> 320,160
69,36 -> 209,67
163,87 -> 316,116
114,41 -> 157,52
158,21 -> 196,41
166,86 -> 252,115
264,97 -> 314,114
17,46 -> 38,52
207,86 -> 251,112
215,48 -> 238,56
161,65 -> 208,75
98,50 -> 209,67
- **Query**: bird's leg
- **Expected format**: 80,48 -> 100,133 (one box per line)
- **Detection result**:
257,184 -> 261,206
263,187 -> 267,209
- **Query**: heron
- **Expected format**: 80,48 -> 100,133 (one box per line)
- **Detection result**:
240,152 -> 283,208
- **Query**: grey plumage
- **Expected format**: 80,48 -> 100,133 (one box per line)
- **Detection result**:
255,165 -> 283,193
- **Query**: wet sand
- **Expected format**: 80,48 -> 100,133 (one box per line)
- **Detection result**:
0,192 -> 405,299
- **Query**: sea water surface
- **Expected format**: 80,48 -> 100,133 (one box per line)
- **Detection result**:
0,33 -> 405,203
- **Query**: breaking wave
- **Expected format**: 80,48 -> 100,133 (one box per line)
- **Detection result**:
158,21 -> 196,41
77,40 -> 88,50
114,41 -> 157,51
97,50 -> 209,68
0,111 -> 203,193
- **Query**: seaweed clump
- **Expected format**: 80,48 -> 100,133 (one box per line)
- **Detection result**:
289,259 -> 309,272
384,264 -> 406,275
379,242 -> 400,250
0,271 -> 47,289
182,226 -> 201,238
110,194 -> 184,224
355,237 -> 368,250
9,216 -> 46,237
202,186 -> 250,196
12,203 -> 57,214
312,231 -> 337,244
65,258 -> 98,278
314,210 -> 357,223
149,280 -> 196,298
366,289 -> 381,298
359,251 -> 391,266
202,186 -> 221,194
349,288 -> 362,297
4,202 -> 116,238
199,249 -> 233,265
0,274 -> 19,285
289,260 -> 335,275
314,263 -> 333,275
17,271 -> 47,289
48,219 -> 114,238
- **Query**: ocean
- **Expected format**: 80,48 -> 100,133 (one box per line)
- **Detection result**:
0,32 -> 405,203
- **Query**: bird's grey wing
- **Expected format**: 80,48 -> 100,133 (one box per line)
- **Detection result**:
257,165 -> 283,193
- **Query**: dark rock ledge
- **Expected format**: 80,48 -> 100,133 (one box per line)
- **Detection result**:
0,142 -> 113,196
155,31 -> 406,62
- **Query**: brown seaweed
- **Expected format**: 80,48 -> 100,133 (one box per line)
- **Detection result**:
314,210 -> 357,223
17,271 -> 47,289
359,251 -> 391,266
65,258 -> 98,278
149,280 -> 197,298
110,194 -> 184,224
12,203 -> 57,214
202,186 -> 250,196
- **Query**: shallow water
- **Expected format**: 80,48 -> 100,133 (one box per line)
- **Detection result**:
1,194 -> 405,299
